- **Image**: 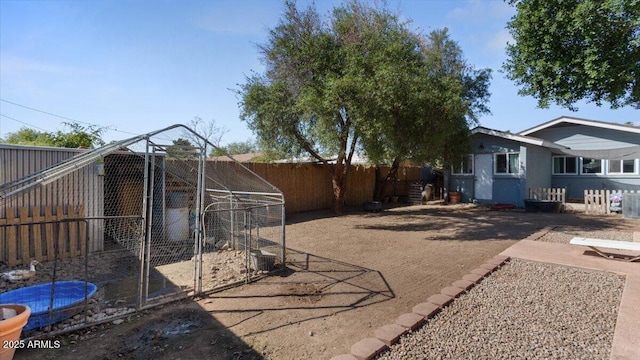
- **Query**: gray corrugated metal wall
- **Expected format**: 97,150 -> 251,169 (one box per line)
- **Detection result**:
0,144 -> 104,252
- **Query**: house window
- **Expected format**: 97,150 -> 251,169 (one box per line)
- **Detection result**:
452,154 -> 473,175
608,159 -> 637,174
495,153 -> 519,174
553,156 -> 577,174
581,158 -> 602,174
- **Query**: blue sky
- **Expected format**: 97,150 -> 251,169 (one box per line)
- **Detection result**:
1,0 -> 638,146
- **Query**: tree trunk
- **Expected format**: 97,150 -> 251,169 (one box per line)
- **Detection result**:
331,162 -> 348,214
375,158 -> 400,200
373,166 -> 382,201
332,176 -> 346,214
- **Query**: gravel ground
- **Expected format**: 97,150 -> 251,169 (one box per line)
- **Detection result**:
377,258 -> 625,360
536,225 -> 634,244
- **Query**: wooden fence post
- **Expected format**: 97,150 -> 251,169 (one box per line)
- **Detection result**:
32,206 -> 43,261
56,205 -> 65,259
78,205 -> 86,257
19,207 -> 30,264
5,208 -> 18,266
45,206 -> 55,261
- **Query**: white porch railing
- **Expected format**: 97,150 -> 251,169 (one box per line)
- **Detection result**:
528,188 -> 566,203
584,189 -> 638,215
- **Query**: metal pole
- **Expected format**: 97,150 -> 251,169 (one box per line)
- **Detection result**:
48,221 -> 59,333
244,210 -> 250,283
200,145 -> 207,293
230,194 -> 234,249
83,220 -> 90,326
138,137 -> 151,309
281,199 -> 286,271
194,145 -> 205,294
144,146 -> 157,301
206,188 -> 282,197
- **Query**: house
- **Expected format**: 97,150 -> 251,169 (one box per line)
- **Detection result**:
449,116 -> 640,206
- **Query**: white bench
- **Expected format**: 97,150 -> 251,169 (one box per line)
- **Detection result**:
570,237 -> 640,262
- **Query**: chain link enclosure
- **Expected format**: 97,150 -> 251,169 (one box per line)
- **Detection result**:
0,125 -> 285,336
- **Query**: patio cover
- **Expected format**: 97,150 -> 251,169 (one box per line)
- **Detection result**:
555,145 -> 640,160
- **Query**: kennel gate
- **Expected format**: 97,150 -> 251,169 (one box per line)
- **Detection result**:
137,135 -> 286,306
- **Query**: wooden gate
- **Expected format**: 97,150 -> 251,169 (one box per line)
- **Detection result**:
584,190 -> 638,215
528,188 -> 566,203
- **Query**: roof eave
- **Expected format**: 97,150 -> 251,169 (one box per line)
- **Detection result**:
518,116 -> 640,136
472,126 -> 568,150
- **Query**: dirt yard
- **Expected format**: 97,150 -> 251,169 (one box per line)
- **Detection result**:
14,203 -> 639,360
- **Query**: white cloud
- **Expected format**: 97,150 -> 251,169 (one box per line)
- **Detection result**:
487,28 -> 514,51
444,0 -> 515,66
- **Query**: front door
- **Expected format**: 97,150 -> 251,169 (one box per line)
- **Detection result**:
474,153 -> 493,200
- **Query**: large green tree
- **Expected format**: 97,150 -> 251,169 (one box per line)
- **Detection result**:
356,27 -> 491,196
210,140 -> 258,157
1,122 -> 106,148
503,0 -> 640,110
238,0 -> 490,213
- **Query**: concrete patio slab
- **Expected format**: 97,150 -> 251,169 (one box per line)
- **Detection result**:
610,275 -> 640,360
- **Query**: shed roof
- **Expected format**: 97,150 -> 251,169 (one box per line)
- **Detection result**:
0,124 -> 282,201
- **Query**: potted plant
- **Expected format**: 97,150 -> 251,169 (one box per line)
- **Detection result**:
0,304 -> 31,360
448,190 -> 461,204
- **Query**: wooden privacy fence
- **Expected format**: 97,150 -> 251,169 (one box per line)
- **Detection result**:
584,190 -> 638,215
0,205 -> 86,266
244,163 -> 422,213
162,161 -> 423,213
528,188 -> 566,204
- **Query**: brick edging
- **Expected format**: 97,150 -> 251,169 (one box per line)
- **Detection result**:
522,225 -> 556,241
330,255 -> 511,360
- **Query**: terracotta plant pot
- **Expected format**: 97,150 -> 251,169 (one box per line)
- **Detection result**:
448,191 -> 461,204
0,304 -> 31,360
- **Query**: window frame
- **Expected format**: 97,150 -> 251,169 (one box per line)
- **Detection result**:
451,154 -> 474,175
580,157 -> 603,175
494,152 -> 520,175
607,159 -> 638,175
552,156 -> 578,175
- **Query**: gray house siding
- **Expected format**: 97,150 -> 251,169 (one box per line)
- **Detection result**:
474,134 -> 522,154
450,135 -> 527,206
490,144 -> 527,207
454,119 -> 640,207
536,125 -> 640,199
449,176 -> 473,203
528,125 -> 640,150
493,177 -> 525,206
525,145 -> 552,191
